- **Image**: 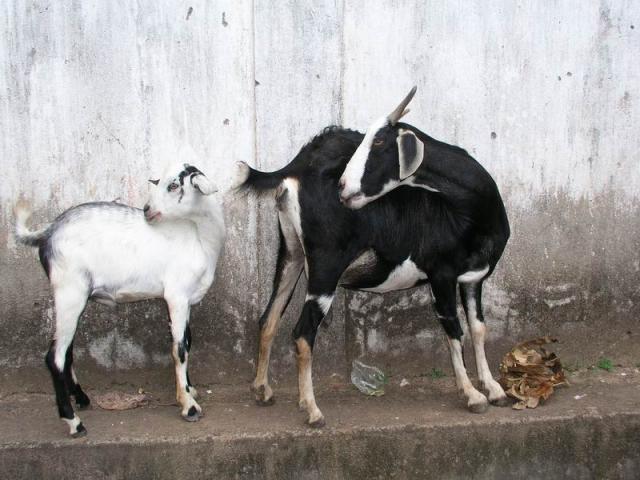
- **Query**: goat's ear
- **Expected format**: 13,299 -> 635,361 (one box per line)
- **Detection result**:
191,174 -> 218,195
397,129 -> 424,180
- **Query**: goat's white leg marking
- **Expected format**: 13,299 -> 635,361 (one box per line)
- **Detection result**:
52,282 -> 86,372
281,178 -> 304,242
462,287 -> 508,405
446,338 -> 488,413
296,337 -> 324,427
252,212 -> 304,404
167,297 -> 201,420
63,415 -> 83,436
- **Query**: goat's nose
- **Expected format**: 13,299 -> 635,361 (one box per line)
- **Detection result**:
143,204 -> 150,213
338,178 -> 346,193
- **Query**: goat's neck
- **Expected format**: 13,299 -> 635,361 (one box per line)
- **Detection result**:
187,208 -> 224,258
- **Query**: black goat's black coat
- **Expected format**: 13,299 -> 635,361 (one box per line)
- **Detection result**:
243,125 -> 509,302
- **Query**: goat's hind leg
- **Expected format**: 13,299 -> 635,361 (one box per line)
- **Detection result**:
460,281 -> 508,406
430,273 -> 489,413
252,223 -> 303,405
46,282 -> 88,437
63,342 -> 91,409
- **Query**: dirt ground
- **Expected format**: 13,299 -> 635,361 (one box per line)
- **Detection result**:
1,365 -> 638,443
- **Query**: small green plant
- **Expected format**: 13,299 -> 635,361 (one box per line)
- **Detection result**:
596,358 -> 613,372
430,367 -> 446,379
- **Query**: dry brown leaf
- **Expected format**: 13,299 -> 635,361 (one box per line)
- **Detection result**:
95,391 -> 149,410
499,336 -> 567,410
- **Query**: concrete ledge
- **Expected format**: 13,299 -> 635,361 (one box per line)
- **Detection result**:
1,370 -> 639,479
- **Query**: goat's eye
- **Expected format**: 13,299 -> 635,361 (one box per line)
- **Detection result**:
373,139 -> 384,147
168,182 -> 180,192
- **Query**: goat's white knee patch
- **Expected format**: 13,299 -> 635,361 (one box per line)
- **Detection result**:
305,294 -> 334,315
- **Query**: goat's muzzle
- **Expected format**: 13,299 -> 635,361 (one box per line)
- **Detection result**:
143,204 -> 162,223
339,191 -> 364,208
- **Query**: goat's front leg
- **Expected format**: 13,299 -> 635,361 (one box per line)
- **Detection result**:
166,297 -> 201,421
293,292 -> 335,428
459,282 -> 508,406
430,274 -> 489,413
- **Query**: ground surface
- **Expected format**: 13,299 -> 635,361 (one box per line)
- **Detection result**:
1,367 -> 639,479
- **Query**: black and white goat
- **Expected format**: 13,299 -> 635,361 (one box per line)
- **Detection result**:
15,162 -> 225,437
237,87 -> 510,427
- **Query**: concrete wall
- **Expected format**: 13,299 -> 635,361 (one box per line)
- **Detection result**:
1,1 -> 639,382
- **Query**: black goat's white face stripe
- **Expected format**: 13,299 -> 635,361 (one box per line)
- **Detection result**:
340,115 -> 389,198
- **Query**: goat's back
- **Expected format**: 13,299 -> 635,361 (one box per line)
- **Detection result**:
40,202 -> 206,286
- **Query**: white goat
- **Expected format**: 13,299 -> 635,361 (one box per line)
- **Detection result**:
14,162 -> 225,437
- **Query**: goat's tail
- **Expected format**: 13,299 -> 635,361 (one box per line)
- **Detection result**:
232,161 -> 288,193
14,200 -> 49,247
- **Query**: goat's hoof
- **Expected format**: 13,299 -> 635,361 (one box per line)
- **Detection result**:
71,423 -> 88,438
468,400 -> 489,414
253,385 -> 275,406
256,396 -> 275,407
307,416 -> 326,429
490,395 -> 510,407
182,406 -> 202,422
73,391 -> 91,409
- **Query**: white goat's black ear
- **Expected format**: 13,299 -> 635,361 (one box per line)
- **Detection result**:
397,129 -> 424,180
191,174 -> 217,195
149,179 -> 160,186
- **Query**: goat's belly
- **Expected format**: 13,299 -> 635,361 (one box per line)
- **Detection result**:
91,284 -> 163,306
361,258 -> 428,293
341,252 -> 428,293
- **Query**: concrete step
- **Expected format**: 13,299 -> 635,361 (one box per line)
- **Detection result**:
1,368 -> 639,479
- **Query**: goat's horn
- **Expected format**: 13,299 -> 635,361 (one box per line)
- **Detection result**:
388,86 -> 417,125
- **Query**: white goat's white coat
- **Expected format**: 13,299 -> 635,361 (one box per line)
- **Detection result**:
14,161 -> 225,437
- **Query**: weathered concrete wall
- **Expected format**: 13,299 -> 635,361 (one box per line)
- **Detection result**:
1,1 -> 639,382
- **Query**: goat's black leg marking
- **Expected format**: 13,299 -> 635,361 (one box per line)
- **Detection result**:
430,272 -> 488,413
252,219 -> 303,406
63,342 -> 90,409
46,342 -> 87,438
459,282 -> 508,406
182,324 -> 200,399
